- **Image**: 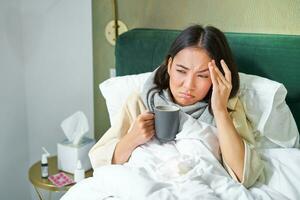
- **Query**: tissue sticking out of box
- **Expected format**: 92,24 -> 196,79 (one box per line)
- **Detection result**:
61,111 -> 89,145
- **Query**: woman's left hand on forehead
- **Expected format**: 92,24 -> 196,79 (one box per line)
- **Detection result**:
209,59 -> 232,113
211,60 -> 232,86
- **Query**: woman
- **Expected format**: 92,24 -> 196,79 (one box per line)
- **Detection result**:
89,25 -> 264,188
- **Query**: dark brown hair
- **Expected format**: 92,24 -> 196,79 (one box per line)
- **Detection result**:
154,25 -> 239,113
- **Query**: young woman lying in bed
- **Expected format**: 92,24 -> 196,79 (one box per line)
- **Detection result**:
89,24 -> 264,188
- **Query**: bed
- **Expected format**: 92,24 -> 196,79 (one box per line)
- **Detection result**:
62,28 -> 300,200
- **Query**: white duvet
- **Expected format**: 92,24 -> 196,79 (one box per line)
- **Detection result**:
62,115 -> 300,200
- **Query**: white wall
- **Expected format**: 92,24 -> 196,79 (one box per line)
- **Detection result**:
22,0 -> 94,166
0,0 -> 93,199
22,0 -> 94,199
0,0 -> 30,199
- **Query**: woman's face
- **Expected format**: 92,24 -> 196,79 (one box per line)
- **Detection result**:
167,47 -> 212,106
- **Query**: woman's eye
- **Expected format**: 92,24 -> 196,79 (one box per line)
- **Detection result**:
176,70 -> 186,74
197,75 -> 209,78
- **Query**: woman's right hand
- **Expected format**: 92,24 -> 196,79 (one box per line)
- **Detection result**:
125,111 -> 155,148
112,111 -> 155,164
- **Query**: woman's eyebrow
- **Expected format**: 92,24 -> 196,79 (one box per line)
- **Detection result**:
176,64 -> 209,73
176,64 -> 189,70
196,68 -> 209,73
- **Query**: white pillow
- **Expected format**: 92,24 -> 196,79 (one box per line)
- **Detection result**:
238,73 -> 299,148
99,72 -> 151,124
99,72 -> 299,148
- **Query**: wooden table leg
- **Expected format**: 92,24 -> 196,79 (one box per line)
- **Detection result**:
33,186 -> 44,200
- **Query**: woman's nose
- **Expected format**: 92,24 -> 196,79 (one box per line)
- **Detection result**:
183,76 -> 196,90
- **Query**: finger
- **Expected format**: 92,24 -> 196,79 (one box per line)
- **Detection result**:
140,112 -> 155,120
143,120 -> 154,127
209,61 -> 218,86
151,129 -> 155,136
147,129 -> 155,138
213,60 -> 232,88
211,60 -> 223,85
144,125 -> 155,134
212,60 -> 228,85
220,59 -> 232,84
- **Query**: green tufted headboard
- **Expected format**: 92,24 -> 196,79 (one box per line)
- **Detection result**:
115,28 -> 300,130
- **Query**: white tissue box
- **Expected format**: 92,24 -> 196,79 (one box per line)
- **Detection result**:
57,137 -> 95,174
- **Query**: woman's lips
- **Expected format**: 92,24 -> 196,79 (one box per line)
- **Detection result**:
179,92 -> 194,99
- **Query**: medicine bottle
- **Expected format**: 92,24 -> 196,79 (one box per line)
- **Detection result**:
74,160 -> 85,183
41,147 -> 50,178
41,153 -> 48,178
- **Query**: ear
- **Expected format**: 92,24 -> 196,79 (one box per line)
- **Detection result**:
167,57 -> 173,75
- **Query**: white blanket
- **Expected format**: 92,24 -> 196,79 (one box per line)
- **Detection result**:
62,118 -> 300,200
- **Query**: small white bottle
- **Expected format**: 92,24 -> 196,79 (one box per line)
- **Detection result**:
74,160 -> 85,183
41,154 -> 48,178
41,147 -> 50,178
